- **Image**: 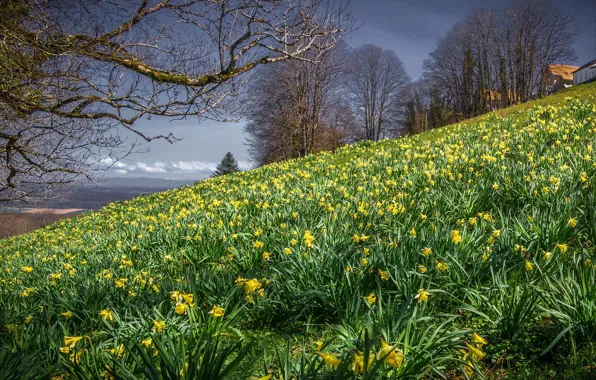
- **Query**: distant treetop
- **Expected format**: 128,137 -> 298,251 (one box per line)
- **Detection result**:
212,152 -> 241,178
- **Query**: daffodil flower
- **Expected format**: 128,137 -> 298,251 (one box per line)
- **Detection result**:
471,332 -> 487,348
64,336 -> 83,348
376,340 -> 404,368
364,292 -> 377,305
61,311 -> 73,319
317,352 -> 342,370
415,288 -> 430,302
99,309 -> 114,321
152,320 -> 166,333
208,305 -> 225,318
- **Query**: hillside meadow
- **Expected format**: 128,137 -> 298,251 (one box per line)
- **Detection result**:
1,82 -> 596,378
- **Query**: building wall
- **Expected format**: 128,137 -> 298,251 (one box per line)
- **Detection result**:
546,73 -> 572,94
574,66 -> 596,85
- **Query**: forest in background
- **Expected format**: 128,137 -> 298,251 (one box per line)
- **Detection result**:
243,0 -> 579,166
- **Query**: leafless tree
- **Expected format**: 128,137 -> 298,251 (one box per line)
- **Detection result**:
0,0 -> 353,200
424,0 -> 578,121
403,79 -> 452,136
423,21 -> 470,119
0,107 -> 134,202
345,44 -> 410,141
244,41 -> 353,166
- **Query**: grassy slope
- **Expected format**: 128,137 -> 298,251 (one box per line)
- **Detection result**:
1,82 -> 596,378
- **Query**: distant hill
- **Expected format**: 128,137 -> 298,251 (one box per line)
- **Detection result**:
2,177 -> 200,212
95,177 -> 197,188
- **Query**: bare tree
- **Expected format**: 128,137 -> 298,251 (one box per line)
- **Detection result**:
0,107 -> 133,202
345,44 -> 410,141
423,21 -> 471,120
403,79 -> 451,136
403,80 -> 429,135
0,0 -> 353,200
244,41 -> 353,166
424,0 -> 578,121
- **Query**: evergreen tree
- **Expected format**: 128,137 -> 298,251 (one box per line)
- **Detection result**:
212,152 -> 240,177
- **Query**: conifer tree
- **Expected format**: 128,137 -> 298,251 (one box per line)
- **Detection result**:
212,152 -> 240,177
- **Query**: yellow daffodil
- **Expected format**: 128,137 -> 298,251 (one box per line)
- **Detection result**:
152,320 -> 166,333
253,240 -> 264,249
451,230 -> 462,244
376,340 -> 404,368
303,230 -> 315,248
249,375 -> 273,380
208,305 -> 225,318
471,332 -> 487,348
364,292 -> 377,305
351,350 -> 373,375
463,361 -> 475,376
378,269 -> 390,281
415,288 -> 430,302
175,303 -> 188,315
64,336 -> 83,348
109,344 -> 125,357
244,279 -> 263,294
317,352 -> 342,370
436,261 -> 449,271
465,342 -> 486,361
181,293 -> 194,306
99,309 -> 114,321
61,311 -> 73,319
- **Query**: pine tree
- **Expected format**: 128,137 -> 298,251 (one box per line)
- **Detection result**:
211,152 -> 240,177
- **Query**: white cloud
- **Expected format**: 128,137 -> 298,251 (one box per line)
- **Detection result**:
104,160 -> 253,175
112,161 -> 129,169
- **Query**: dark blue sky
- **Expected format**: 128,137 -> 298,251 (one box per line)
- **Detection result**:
348,0 -> 595,79
112,0 -> 595,180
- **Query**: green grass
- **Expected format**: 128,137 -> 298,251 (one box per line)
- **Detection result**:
1,82 -> 596,379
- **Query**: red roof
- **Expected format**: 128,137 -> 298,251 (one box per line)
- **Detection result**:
548,64 -> 578,80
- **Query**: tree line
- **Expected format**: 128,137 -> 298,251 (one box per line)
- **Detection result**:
422,0 -> 577,121
244,43 -> 411,166
244,0 -> 579,166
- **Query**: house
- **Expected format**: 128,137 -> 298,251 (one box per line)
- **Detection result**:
573,59 -> 596,85
479,89 -> 517,110
545,64 -> 578,94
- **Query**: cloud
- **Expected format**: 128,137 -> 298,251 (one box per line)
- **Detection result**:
104,160 -> 253,175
